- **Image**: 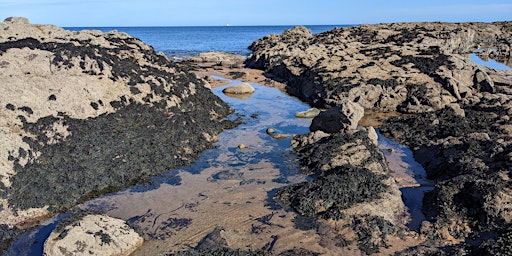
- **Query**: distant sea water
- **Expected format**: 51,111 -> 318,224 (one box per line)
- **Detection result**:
66,25 -> 348,59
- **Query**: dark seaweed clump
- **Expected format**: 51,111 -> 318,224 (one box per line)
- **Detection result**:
8,102 -> 232,212
390,46 -> 453,75
275,166 -> 388,220
2,35 -> 234,213
353,215 -> 395,254
0,224 -> 22,254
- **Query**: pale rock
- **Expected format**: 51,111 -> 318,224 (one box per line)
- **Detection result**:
294,108 -> 321,118
310,99 -> 364,133
43,215 -> 143,256
222,82 -> 255,94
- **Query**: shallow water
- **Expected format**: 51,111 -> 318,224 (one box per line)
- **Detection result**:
8,78 -> 433,255
377,132 -> 434,231
469,53 -> 512,71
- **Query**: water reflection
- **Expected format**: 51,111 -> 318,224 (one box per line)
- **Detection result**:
470,53 -> 512,71
376,130 -> 434,231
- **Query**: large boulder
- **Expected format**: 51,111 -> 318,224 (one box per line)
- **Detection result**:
44,215 -> 143,256
309,99 -> 364,133
246,22 -> 511,112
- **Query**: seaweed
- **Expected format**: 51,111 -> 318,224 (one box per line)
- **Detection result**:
275,166 -> 388,219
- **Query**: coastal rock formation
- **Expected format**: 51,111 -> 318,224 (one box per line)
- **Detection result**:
247,23 -> 512,254
43,214 -> 143,256
246,23 -> 512,112
0,17 -> 234,253
186,51 -> 246,68
279,127 -> 406,254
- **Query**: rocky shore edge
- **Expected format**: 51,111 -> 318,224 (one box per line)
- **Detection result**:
245,22 -> 512,254
0,17 -> 236,254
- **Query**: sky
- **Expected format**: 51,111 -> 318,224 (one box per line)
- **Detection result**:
0,0 -> 510,27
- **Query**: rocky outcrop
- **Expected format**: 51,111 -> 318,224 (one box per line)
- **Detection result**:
0,17 -> 234,253
44,214 -> 143,256
246,23 -> 512,112
248,22 -> 512,254
186,51 -> 246,68
278,127 -> 406,254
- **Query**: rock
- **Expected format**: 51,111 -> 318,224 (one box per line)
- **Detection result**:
247,21 -> 512,254
0,17 -> 235,249
278,128 -> 405,253
222,82 -> 255,94
474,69 -> 495,93
266,127 -> 275,135
271,134 -> 289,140
186,52 -> 245,68
310,99 -> 364,133
446,103 -> 466,117
3,17 -> 29,24
294,108 -> 321,118
43,215 -> 143,256
366,126 -> 379,146
246,22 -> 510,112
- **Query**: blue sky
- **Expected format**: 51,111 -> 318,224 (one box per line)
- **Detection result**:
0,0 -> 510,27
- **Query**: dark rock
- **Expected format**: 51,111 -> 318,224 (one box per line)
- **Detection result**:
0,224 -> 22,254
352,215 -> 395,254
194,227 -> 228,251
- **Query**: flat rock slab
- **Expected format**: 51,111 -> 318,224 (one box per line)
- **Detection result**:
44,215 -> 143,256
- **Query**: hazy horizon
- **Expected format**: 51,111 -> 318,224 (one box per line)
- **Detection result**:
1,0 -> 511,27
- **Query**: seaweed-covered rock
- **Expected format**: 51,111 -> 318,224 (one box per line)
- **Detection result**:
276,128 -> 406,254
275,165 -> 389,219
248,21 -> 512,254
43,214 -> 143,256
246,22 -> 511,112
0,17 -> 234,252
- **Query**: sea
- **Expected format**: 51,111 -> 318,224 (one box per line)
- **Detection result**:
66,25 -> 347,59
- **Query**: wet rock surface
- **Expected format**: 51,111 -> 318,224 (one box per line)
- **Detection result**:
0,17 -> 233,253
247,22 -> 512,254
